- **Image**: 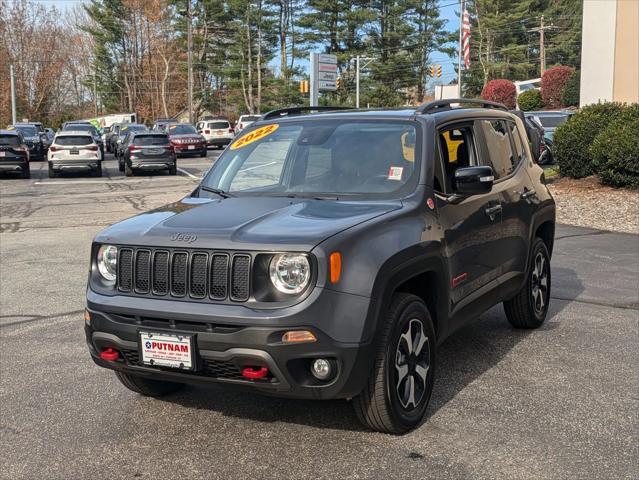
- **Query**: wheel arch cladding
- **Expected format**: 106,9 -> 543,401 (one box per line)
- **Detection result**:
535,220 -> 555,257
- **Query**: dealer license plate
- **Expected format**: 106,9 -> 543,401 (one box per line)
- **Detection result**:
0,151 -> 5,157
140,331 -> 193,369
187,145 -> 195,150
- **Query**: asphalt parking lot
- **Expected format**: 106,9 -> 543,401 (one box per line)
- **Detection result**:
1,155 -> 638,479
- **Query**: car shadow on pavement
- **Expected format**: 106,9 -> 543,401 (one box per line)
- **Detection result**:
160,268 -> 583,432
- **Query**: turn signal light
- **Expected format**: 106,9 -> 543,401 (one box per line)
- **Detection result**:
282,330 -> 317,344
330,252 -> 342,284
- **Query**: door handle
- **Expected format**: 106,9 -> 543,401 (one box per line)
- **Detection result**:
484,204 -> 502,220
516,189 -> 536,200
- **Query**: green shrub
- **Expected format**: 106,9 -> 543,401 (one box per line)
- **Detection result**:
562,71 -> 580,107
517,89 -> 544,111
554,102 -> 625,178
589,104 -> 639,188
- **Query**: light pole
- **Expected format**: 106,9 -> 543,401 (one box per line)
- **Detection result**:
10,64 -> 17,125
187,0 -> 193,124
351,56 -> 373,109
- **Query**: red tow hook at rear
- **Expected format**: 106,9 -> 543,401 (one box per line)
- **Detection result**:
99,347 -> 120,362
242,366 -> 269,380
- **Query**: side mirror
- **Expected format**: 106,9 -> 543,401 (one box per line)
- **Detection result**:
454,166 -> 494,195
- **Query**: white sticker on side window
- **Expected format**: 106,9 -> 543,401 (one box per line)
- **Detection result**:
388,166 -> 404,181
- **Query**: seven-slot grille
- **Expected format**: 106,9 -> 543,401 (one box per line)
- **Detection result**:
117,248 -> 250,302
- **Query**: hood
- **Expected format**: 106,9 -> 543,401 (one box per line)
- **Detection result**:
95,196 -> 401,251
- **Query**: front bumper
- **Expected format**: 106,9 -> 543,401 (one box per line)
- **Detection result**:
86,288 -> 375,399
0,160 -> 29,172
173,144 -> 206,156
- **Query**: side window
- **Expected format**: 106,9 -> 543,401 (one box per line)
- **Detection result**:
437,125 -> 476,193
508,121 -> 527,167
480,120 -> 515,179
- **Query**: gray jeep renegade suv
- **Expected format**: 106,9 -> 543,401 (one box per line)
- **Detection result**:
85,100 -> 556,434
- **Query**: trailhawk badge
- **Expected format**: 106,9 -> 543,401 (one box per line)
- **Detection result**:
170,233 -> 197,243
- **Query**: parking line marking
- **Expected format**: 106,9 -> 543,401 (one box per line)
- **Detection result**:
177,168 -> 199,179
34,179 -> 151,185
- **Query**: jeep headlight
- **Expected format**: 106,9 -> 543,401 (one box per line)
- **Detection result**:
97,245 -> 118,281
269,253 -> 310,294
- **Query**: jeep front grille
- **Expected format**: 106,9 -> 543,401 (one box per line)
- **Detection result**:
117,248 -> 251,303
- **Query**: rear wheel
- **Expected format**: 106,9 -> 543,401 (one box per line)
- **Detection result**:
353,293 -> 436,434
94,163 -> 102,177
168,164 -> 177,175
125,163 -> 134,177
47,163 -> 57,178
115,372 -> 183,397
21,167 -> 31,179
504,237 -> 551,329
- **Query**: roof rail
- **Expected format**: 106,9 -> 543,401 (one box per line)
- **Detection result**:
416,98 -> 508,115
261,106 -> 353,121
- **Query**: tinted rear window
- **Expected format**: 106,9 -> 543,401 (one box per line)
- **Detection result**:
536,115 -> 570,128
208,122 -> 229,129
134,135 -> 169,146
120,125 -> 147,136
241,116 -> 260,122
0,135 -> 20,146
55,136 -> 93,146
64,124 -> 98,135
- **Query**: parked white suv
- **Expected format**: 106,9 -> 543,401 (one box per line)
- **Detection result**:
47,131 -> 103,178
236,114 -> 261,132
196,119 -> 235,149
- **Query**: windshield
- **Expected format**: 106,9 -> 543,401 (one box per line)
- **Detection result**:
14,126 -> 37,136
535,114 -> 571,128
134,134 -> 169,146
168,124 -> 197,135
200,120 -> 419,198
65,124 -> 98,135
119,125 -> 147,137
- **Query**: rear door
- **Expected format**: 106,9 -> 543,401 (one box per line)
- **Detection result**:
476,118 -> 534,278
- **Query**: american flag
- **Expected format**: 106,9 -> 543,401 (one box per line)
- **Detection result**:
462,8 -> 471,68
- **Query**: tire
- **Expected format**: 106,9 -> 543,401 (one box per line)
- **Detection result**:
115,372 -> 183,397
118,160 -> 124,172
168,164 -> 177,175
94,163 -> 102,177
353,293 -> 436,434
47,163 -> 57,178
504,237 -> 551,329
21,167 -> 31,179
200,149 -> 207,157
125,163 -> 134,177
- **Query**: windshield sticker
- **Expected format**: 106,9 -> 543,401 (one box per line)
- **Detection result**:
388,166 -> 403,181
230,124 -> 279,150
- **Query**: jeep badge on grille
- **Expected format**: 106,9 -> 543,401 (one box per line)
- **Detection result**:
170,233 -> 197,243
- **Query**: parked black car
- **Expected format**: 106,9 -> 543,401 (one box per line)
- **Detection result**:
0,129 -> 30,178
119,132 -> 177,176
152,118 -> 178,132
115,124 -> 148,161
85,100 -> 555,434
11,123 -> 45,161
62,123 -> 105,157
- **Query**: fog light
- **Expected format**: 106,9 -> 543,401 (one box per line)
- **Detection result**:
84,309 -> 91,325
282,330 -> 316,344
311,358 -> 332,381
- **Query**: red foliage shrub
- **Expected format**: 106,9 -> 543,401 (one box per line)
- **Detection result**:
480,80 -> 517,109
541,66 -> 575,109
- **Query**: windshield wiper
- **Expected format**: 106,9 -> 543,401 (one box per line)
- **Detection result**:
199,185 -> 234,198
277,193 -> 340,201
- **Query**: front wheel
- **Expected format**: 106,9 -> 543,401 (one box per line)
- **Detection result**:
200,148 -> 207,157
503,238 -> 551,329
353,293 -> 436,434
115,372 -> 183,397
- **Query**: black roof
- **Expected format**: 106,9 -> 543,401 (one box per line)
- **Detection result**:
0,129 -> 21,136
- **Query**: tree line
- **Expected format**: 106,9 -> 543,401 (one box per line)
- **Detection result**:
0,0 -> 581,127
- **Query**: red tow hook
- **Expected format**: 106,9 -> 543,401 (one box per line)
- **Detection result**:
99,347 -> 120,361
242,366 -> 269,380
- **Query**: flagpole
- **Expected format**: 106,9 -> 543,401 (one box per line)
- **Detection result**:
458,0 -> 464,97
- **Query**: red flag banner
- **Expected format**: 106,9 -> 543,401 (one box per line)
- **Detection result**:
462,9 -> 471,68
